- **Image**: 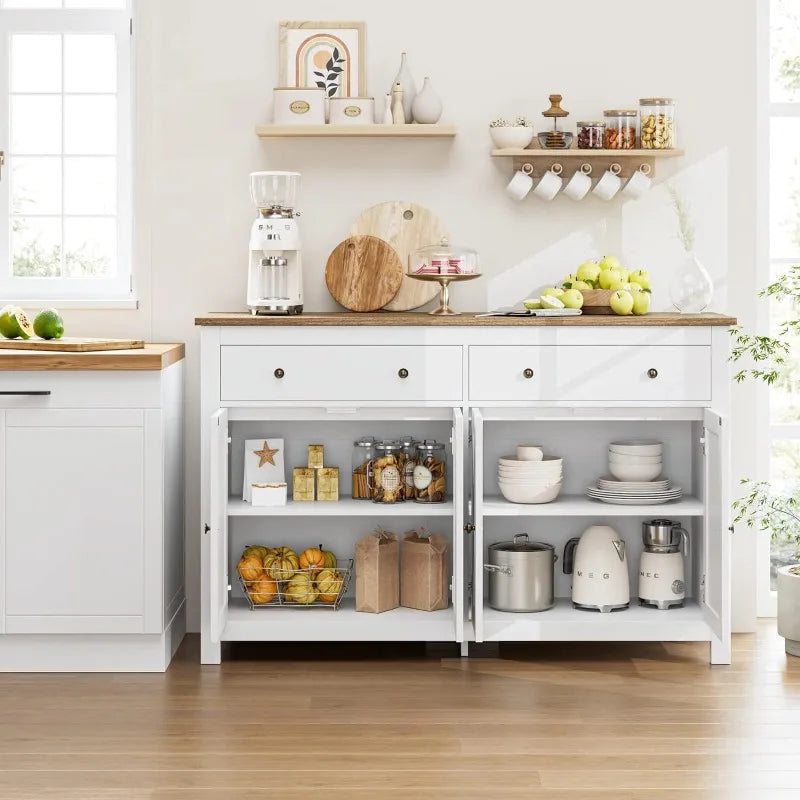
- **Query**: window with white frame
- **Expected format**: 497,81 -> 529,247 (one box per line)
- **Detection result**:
766,0 -> 800,603
0,0 -> 131,302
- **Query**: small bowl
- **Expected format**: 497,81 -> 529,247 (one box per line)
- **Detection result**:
499,481 -> 562,504
536,131 -> 574,149
490,125 -> 534,150
608,452 -> 662,465
609,440 -> 663,456
498,455 -> 562,468
498,475 -> 560,486
608,462 -> 662,482
516,445 -> 544,461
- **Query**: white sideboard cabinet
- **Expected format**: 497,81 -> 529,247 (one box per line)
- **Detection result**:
0,344 -> 185,671
198,313 -> 735,666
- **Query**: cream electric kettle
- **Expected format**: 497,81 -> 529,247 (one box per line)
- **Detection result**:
563,525 -> 630,613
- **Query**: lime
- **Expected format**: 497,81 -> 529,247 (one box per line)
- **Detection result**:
33,308 -> 64,340
0,306 -> 34,339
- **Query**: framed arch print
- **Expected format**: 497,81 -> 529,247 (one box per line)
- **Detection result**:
278,21 -> 367,98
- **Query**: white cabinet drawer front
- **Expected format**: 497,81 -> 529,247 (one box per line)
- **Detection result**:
220,346 -> 462,402
469,346 -> 712,402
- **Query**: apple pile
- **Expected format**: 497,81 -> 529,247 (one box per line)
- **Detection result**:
524,256 -> 651,316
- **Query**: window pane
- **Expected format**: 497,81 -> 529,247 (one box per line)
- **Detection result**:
771,0 -> 800,101
64,96 -> 115,154
64,0 -> 126,7
769,440 -> 800,589
12,157 -> 62,216
2,1 -> 62,8
770,118 -> 800,259
64,35 -> 116,93
11,217 -> 62,277
64,157 -> 115,214
769,268 -> 800,423
64,217 -> 115,277
11,96 -> 62,155
11,35 -> 61,93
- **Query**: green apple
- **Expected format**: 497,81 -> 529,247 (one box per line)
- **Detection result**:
632,291 -> 651,316
576,261 -> 601,282
617,268 -> 630,282
598,268 -> 621,290
599,255 -> 622,272
561,289 -> 584,309
541,287 -> 565,298
562,273 -> 578,287
628,281 -> 644,293
607,277 -> 626,291
609,289 -> 634,316
540,294 -> 565,309
571,280 -> 592,291
629,270 -> 650,290
523,298 -> 542,310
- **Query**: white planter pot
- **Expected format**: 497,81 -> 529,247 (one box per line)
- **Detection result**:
777,564 -> 800,657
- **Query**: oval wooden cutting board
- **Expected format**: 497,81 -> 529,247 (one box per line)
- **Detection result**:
348,201 -> 448,311
325,235 -> 403,312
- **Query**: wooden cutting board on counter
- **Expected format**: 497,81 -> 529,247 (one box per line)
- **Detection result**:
348,201 -> 447,311
0,337 -> 145,352
325,235 -> 403,312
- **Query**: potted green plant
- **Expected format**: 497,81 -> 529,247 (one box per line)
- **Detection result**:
731,264 -> 800,656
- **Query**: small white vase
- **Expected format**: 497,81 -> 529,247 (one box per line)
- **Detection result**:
391,82 -> 405,125
778,565 -> 800,657
381,93 -> 392,124
669,251 -> 713,313
391,52 -> 416,123
412,76 -> 442,124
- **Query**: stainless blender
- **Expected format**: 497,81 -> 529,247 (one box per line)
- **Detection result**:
639,519 -> 688,610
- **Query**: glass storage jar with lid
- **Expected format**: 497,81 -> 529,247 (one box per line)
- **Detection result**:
352,436 -> 376,500
371,441 -> 405,503
576,121 -> 605,149
603,109 -> 638,149
413,440 -> 447,503
639,98 -> 676,149
397,435 -> 418,500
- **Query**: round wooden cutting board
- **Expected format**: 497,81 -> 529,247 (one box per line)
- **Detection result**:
325,235 -> 404,312
348,201 -> 448,311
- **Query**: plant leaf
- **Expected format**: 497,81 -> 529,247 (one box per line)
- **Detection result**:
326,58 -> 334,70
331,66 -> 343,73
328,85 -> 338,97
315,81 -> 326,89
333,46 -> 339,60
327,73 -> 338,81
313,71 -> 325,78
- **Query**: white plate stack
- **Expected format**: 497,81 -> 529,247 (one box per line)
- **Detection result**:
586,477 -> 683,505
498,446 -> 563,504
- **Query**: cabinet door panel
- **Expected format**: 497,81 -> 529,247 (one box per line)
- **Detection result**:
4,413 -> 146,633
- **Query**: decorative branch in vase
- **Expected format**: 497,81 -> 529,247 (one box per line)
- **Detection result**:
667,184 -> 713,312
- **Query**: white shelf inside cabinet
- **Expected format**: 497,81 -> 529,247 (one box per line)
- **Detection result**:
481,495 -> 703,516
228,498 -> 454,517
224,598 -> 454,641
482,599 -> 710,642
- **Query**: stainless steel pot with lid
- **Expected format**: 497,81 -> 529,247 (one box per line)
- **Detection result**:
484,533 -> 556,612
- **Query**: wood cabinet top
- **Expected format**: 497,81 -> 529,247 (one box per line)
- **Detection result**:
0,343 -> 185,371
195,312 -> 737,327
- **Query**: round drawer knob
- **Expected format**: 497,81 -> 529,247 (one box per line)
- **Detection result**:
398,368 -> 409,379
523,368 -> 534,379
647,368 -> 658,379
274,368 -> 285,379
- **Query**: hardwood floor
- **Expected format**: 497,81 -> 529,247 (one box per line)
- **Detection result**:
0,622 -> 798,799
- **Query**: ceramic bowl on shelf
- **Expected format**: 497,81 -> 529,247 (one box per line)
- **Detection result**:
498,480 -> 562,504
498,455 -> 562,469
608,452 -> 662,465
607,462 -> 662,482
489,125 -> 534,150
516,445 -> 544,461
609,440 -> 663,456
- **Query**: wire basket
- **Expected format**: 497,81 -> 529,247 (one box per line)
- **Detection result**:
239,558 -> 354,611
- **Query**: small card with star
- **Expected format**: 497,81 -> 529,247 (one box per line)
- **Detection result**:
243,438 -> 285,502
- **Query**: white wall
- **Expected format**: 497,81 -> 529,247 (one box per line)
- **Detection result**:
60,0 -> 761,632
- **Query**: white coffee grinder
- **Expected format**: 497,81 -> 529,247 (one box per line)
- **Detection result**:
639,519 -> 688,610
247,171 -> 303,315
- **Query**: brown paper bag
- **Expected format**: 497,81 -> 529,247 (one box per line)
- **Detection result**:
400,530 -> 449,611
355,529 -> 399,613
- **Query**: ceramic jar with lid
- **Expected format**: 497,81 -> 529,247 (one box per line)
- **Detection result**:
413,440 -> 447,503
577,121 -> 605,149
639,98 -> 676,149
352,436 -> 376,500
371,441 -> 405,503
603,109 -> 638,149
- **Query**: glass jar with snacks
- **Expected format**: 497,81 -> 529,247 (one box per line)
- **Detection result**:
371,441 -> 405,504
413,440 -> 448,503
603,109 -> 637,149
576,121 -> 605,149
352,436 -> 376,500
398,435 -> 418,500
639,98 -> 676,149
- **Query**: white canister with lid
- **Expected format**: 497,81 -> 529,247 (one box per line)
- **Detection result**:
329,97 -> 374,125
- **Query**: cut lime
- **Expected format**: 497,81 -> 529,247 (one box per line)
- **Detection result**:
33,308 -> 64,340
0,306 -> 34,339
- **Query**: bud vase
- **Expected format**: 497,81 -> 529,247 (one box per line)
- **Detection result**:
669,251 -> 713,313
391,52 -> 416,123
412,77 -> 442,124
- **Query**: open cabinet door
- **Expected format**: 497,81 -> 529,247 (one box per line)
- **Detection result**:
472,409 -> 484,642
209,409 -> 229,643
702,409 -> 731,663
452,409 -> 464,642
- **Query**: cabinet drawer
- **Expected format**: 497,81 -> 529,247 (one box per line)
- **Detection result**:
469,346 -> 712,402
220,345 -> 462,403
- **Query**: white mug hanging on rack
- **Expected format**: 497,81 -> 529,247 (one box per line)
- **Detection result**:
506,162 -> 534,201
592,163 -> 623,200
563,163 -> 593,201
622,164 -> 653,199
532,163 -> 563,201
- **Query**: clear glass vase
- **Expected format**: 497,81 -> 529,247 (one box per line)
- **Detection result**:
669,251 -> 713,313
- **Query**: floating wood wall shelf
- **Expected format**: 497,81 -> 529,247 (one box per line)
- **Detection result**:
492,147 -> 684,179
256,124 -> 457,138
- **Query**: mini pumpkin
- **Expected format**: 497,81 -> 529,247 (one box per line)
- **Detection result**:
237,554 -> 264,583
319,545 -> 337,569
249,575 -> 278,605
271,546 -> 297,560
316,568 -> 344,603
263,550 -> 300,581
284,573 -> 317,605
242,545 -> 269,561
299,547 -> 326,572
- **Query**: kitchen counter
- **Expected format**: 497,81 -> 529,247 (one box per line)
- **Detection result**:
195,312 -> 737,327
0,343 -> 185,371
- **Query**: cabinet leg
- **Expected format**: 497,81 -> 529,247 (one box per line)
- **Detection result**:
201,637 -> 221,665
710,635 -> 731,665
460,641 -> 469,658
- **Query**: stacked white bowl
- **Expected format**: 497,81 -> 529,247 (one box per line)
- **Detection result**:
608,440 -> 663,482
498,445 -> 563,504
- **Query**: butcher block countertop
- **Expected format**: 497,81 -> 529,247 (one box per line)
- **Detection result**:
195,311 -> 737,327
0,343 -> 184,371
